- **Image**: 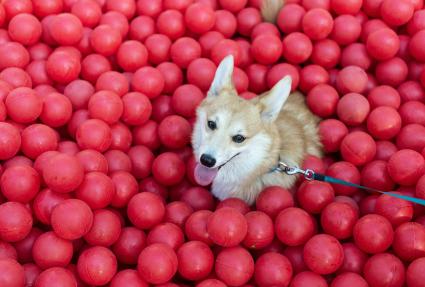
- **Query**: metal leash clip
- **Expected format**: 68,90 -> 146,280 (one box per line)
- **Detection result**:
276,161 -> 315,181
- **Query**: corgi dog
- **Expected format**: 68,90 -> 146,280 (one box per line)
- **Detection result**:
191,0 -> 322,204
191,54 -> 323,205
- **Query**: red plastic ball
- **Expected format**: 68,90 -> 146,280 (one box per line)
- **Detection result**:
110,269 -> 147,287
185,210 -> 213,245
339,243 -> 368,274
267,63 -> 299,91
368,85 -> 401,109
127,192 -> 165,229
319,119 -> 348,153
77,246 -> 117,286
289,271 -> 327,287
144,34 -> 172,65
40,93 -> 72,127
321,202 -> 358,239
336,66 -> 368,94
216,198 -> 250,214
76,119 -> 112,152
152,152 -> 186,186
367,28 -> 400,61
307,84 -> 339,117
42,153 -> 84,193
211,39 -> 241,66
32,188 -> 69,225
340,131 -> 376,166
376,192 -> 414,227
337,93 -> 370,126
207,207 -> 248,247
340,43 -> 372,70
46,50 -> 81,84
277,4 -> 306,34
181,187 -> 215,211
165,201 -> 193,228
237,7 -> 261,36
331,272 -> 368,287
302,234 -> 344,276
0,42 -> 30,70
311,39 -> 341,69
361,160 -> 394,191
375,57 -> 408,87
215,247 -> 254,286
104,150 -> 132,173
1,165 -> 39,203
255,186 -> 294,219
0,202 -> 33,242
6,87 -> 42,124
399,101 -> 425,125
158,115 -> 192,149
381,0 -> 414,26
302,8 -> 334,40
392,222 -> 425,262
330,15 -> 361,45
8,13 -> 42,45
254,252 -> 293,287
131,67 -> 164,99
51,199 -> 93,240
156,10 -> 185,40
49,13 -> 83,45
35,267 -> 76,287
299,64 -> 329,92
185,3 -> 216,34
251,34 -> 282,65
353,214 -> 394,254
275,207 -> 315,246
388,149 -> 425,185
0,123 -> 21,160
132,120 -> 160,150
32,231 -> 73,269
137,243 -> 178,284
331,0 -> 362,14
147,223 -> 184,251
112,227 -> 146,265
84,209 -> 121,247
326,161 -> 361,196
282,32 -> 313,64
243,211 -> 274,249
363,253 -> 405,287
177,241 -> 214,281
407,257 -> 425,287
90,25 -> 121,56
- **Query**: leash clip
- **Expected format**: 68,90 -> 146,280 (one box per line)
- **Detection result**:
277,161 -> 315,181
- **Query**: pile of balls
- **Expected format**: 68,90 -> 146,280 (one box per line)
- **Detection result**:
0,0 -> 425,286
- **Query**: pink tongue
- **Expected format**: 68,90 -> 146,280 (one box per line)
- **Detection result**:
194,163 -> 218,186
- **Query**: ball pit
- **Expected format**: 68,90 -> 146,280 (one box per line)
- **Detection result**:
0,0 -> 425,286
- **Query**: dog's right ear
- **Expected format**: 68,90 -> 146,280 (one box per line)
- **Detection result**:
208,55 -> 234,98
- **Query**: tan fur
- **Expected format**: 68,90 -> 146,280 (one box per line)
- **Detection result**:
261,0 -> 284,23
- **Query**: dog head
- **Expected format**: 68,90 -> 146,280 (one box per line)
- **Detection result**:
191,55 -> 292,186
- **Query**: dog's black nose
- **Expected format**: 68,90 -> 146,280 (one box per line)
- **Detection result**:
200,154 -> 216,168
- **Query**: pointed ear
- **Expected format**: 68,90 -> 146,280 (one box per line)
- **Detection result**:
208,55 -> 234,97
259,76 -> 292,123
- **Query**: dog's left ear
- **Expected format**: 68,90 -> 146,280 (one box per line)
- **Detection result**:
259,76 -> 292,123
208,55 -> 234,97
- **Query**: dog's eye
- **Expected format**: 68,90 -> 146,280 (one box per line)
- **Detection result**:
207,120 -> 217,130
232,134 -> 246,143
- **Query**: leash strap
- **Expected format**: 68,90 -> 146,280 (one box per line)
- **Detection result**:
274,162 -> 425,206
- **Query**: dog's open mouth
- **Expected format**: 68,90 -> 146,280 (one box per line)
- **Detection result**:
194,153 -> 240,186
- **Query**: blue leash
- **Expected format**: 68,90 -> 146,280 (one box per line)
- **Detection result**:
273,161 -> 425,206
